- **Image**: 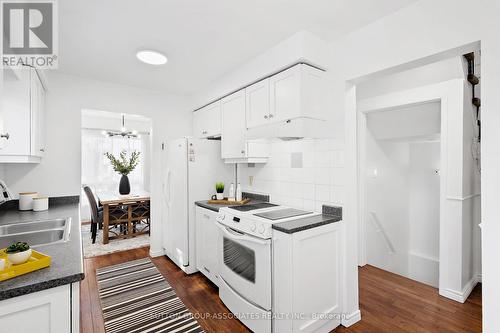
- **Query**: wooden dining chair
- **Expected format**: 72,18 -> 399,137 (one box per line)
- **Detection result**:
83,185 -> 128,243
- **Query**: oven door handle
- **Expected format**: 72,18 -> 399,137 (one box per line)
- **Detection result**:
216,222 -> 270,246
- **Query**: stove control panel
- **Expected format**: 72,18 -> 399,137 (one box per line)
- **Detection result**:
216,212 -> 272,239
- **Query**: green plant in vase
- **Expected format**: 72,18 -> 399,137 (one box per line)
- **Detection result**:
104,150 -> 140,195
215,182 -> 225,200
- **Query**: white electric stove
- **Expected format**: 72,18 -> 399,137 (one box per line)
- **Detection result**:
215,202 -> 320,333
217,203 -> 319,239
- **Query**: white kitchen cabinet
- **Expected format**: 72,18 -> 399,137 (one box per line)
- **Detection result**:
193,101 -> 221,138
245,79 -> 270,129
269,64 -> 326,123
221,90 -> 246,159
0,65 -> 46,162
221,90 -> 269,163
196,206 -> 220,285
273,222 -> 343,333
31,68 -> 46,157
0,283 -> 79,333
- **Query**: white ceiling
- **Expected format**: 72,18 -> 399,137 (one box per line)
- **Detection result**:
58,0 -> 417,94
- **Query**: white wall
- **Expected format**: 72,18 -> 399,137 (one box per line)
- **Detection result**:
365,138 -> 411,277
365,117 -> 440,287
0,72 -> 191,254
408,141 -> 441,287
323,0 -> 500,327
366,102 -> 441,141
238,138 -> 345,212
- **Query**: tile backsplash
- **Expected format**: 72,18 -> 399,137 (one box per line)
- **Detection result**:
238,138 -> 345,212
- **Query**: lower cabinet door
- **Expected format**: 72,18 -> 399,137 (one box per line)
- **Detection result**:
196,206 -> 220,285
0,284 -> 71,333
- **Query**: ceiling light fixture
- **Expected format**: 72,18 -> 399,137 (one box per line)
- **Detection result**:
136,50 -> 167,65
103,115 -> 139,138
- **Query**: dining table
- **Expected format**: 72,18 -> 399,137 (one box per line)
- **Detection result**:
96,190 -> 150,244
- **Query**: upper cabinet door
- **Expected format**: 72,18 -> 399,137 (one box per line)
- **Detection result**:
193,101 -> 221,138
269,65 -> 301,122
1,67 -> 31,155
245,79 -> 270,129
221,90 -> 246,158
30,68 -> 45,157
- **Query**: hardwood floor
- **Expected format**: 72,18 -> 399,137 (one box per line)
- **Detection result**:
81,248 -> 482,333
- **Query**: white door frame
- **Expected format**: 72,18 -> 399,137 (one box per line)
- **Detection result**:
353,79 -> 468,300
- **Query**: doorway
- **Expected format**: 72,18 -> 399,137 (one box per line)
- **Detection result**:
355,57 -> 482,302
80,109 -> 152,257
362,101 -> 441,287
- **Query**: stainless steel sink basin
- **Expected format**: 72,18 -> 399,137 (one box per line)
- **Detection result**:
0,218 -> 71,249
0,218 -> 67,235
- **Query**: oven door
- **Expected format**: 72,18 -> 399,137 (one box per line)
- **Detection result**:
216,222 -> 272,310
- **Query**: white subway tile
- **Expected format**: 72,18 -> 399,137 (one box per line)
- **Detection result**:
314,168 -> 332,185
315,184 -> 331,202
303,199 -> 315,211
302,183 -> 315,200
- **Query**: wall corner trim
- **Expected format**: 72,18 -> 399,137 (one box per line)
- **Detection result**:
149,249 -> 165,258
440,276 -> 481,303
341,309 -> 361,327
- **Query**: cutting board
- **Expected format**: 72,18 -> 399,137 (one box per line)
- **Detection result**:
207,198 -> 251,205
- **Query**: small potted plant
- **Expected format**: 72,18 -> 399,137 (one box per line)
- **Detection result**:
6,242 -> 32,265
215,182 -> 225,200
104,150 -> 140,195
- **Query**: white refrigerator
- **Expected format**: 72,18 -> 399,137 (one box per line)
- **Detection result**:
161,137 -> 233,274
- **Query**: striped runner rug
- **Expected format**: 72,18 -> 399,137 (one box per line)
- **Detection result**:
96,258 -> 204,333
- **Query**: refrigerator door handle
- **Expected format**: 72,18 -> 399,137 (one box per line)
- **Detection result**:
163,169 -> 171,206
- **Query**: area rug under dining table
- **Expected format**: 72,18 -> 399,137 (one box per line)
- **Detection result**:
96,258 -> 204,333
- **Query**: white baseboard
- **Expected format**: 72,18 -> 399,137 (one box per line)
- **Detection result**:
341,309 -> 361,327
440,276 -> 481,303
149,248 -> 165,257
476,273 -> 482,283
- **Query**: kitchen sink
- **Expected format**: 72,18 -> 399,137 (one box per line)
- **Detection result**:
0,218 -> 67,235
0,218 -> 71,249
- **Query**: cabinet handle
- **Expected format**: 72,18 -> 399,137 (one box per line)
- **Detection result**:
241,150 -> 245,154
204,266 -> 211,273
0,133 -> 10,140
202,130 -> 207,134
40,148 -> 45,152
264,115 -> 268,119
269,114 -> 274,118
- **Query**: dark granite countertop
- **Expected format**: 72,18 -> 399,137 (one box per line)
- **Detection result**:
272,214 -> 342,234
0,201 -> 84,300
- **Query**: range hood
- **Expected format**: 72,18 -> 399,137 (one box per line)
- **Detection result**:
246,117 -> 332,140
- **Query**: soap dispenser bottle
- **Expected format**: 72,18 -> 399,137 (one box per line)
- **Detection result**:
236,183 -> 242,201
228,183 -> 235,201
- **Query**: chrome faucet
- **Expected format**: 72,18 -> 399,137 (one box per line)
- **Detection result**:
0,179 -> 13,205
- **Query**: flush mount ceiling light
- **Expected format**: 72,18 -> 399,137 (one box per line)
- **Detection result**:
136,50 -> 167,65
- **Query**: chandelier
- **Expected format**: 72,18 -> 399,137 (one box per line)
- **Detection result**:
102,115 -> 140,138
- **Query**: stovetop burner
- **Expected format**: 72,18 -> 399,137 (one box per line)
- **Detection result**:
228,202 -> 278,212
253,208 -> 312,220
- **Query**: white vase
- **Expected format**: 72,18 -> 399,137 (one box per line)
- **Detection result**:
8,249 -> 32,265
216,193 -> 224,200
